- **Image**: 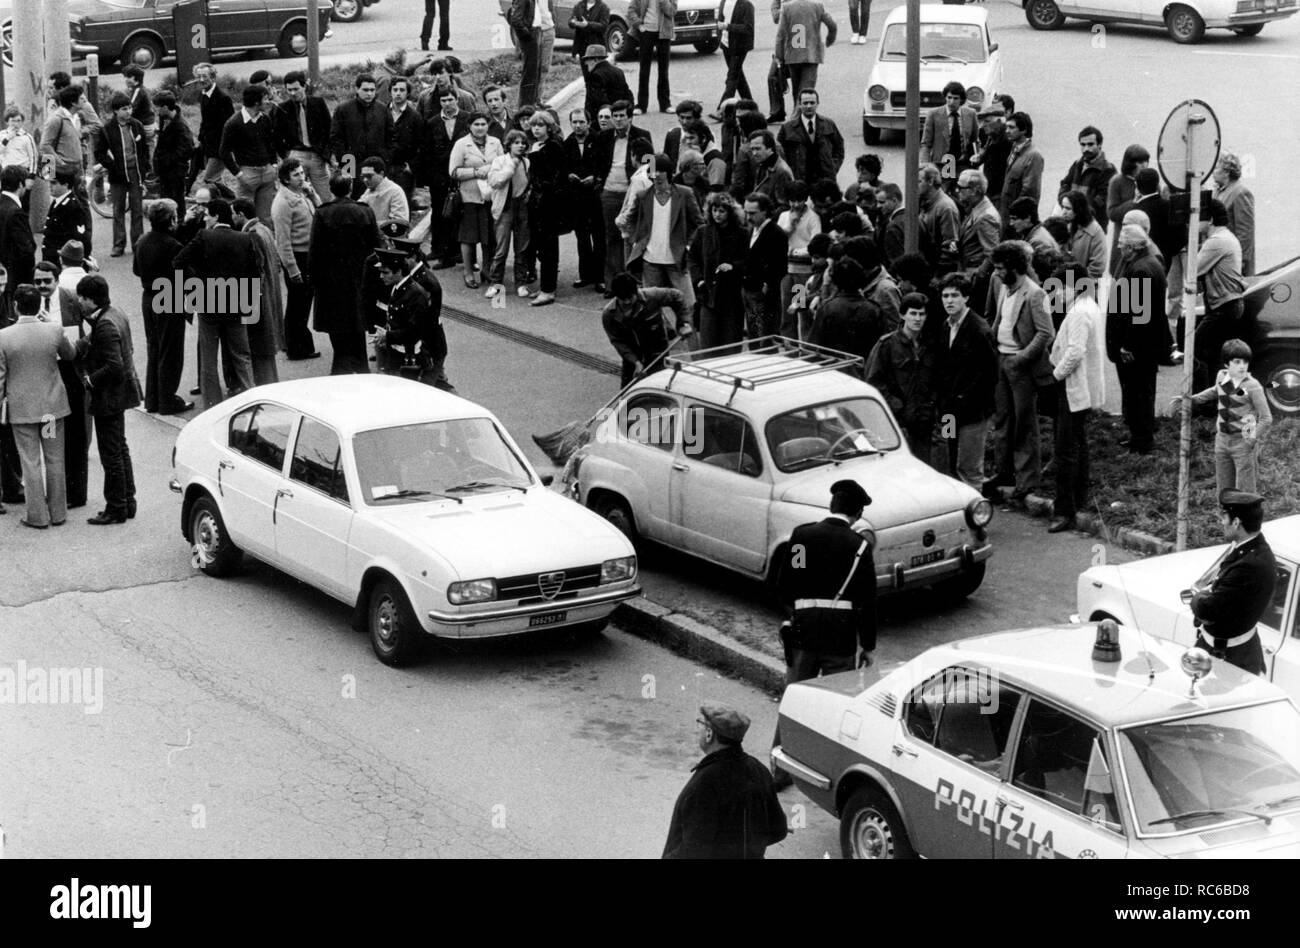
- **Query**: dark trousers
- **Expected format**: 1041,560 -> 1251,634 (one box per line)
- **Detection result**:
285,253 -> 318,357
572,191 -> 604,286
848,0 -> 871,34
1194,297 -> 1244,392
0,422 -> 22,500
785,64 -> 819,111
517,28 -> 542,107
767,58 -> 787,116
1053,401 -> 1090,520
58,360 -> 92,508
420,0 -> 450,47
1116,359 -> 1157,452
428,180 -> 459,261
636,35 -> 672,112
532,228 -> 559,294
720,46 -> 751,105
94,411 -> 135,516
601,189 -> 627,286
329,331 -> 371,375
772,648 -> 854,747
992,354 -> 1042,495
112,178 -> 145,253
74,179 -> 94,254
159,173 -> 188,215
141,290 -> 187,411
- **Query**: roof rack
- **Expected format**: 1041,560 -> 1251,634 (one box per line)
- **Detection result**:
663,336 -> 863,403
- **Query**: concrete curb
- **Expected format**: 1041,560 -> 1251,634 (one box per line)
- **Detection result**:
545,76 -> 587,112
614,598 -> 788,696
1003,489 -> 1177,557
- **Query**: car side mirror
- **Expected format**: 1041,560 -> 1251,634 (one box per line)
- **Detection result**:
1179,588 -> 1194,605
988,42 -> 998,52
541,474 -> 554,487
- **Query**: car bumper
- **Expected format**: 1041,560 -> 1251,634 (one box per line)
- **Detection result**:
71,42 -> 99,56
1218,9 -> 1297,23
425,584 -> 641,638
671,26 -> 719,43
877,541 -> 992,590
771,746 -> 832,790
862,108 -> 908,131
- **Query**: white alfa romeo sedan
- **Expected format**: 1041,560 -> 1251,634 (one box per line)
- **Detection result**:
170,376 -> 640,666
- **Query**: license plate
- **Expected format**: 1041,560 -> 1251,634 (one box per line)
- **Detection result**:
528,611 -> 567,628
910,550 -> 945,567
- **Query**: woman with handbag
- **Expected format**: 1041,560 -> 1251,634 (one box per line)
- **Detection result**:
484,131 -> 532,300
524,111 -> 566,307
448,112 -> 503,289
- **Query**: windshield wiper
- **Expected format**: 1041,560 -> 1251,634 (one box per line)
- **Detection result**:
921,53 -> 968,65
445,480 -> 528,494
373,489 -> 463,504
1256,793 -> 1300,811
1149,807 -> 1271,827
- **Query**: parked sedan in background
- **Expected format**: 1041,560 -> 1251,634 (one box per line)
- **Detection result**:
1025,0 -> 1297,43
170,376 -> 641,667
498,0 -> 721,61
1,0 -> 335,70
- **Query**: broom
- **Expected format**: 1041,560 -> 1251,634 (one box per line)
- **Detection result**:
533,337 -> 686,465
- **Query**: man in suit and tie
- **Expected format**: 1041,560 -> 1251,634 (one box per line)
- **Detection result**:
771,478 -> 875,789
173,199 -> 258,408
34,260 -> 93,510
774,0 -> 836,118
274,70 -> 334,205
74,275 -> 141,525
921,82 -> 979,194
192,63 -> 235,192
741,191 -> 787,338
775,89 -> 844,185
0,284 -> 77,528
0,165 -> 37,289
594,101 -> 655,291
95,93 -> 150,257
1190,489 -> 1277,676
985,241 -> 1054,502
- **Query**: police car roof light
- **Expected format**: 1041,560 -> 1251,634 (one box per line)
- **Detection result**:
1092,619 -> 1121,663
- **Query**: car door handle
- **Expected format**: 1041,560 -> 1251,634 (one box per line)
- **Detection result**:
277,488 -> 293,499
996,793 -> 1023,810
672,462 -> 689,472
219,460 -> 235,469
891,744 -> 917,758
273,487 -> 292,524
218,459 -> 234,496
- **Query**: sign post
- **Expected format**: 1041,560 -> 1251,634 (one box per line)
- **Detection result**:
1157,99 -> 1221,552
173,0 -> 211,88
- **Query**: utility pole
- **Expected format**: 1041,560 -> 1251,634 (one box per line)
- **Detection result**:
13,0 -> 46,230
903,0 -> 920,254
307,0 -> 321,87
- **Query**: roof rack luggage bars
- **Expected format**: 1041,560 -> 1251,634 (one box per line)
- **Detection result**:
664,336 -> 864,395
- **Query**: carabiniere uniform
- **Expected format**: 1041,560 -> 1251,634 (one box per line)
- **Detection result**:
371,265 -> 441,382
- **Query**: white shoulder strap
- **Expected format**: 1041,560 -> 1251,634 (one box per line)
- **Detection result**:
833,539 -> 870,603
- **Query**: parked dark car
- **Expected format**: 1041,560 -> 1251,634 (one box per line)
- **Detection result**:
1239,255 -> 1300,420
1,0 -> 334,70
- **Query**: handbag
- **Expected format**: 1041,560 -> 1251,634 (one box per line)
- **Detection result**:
441,188 -> 462,219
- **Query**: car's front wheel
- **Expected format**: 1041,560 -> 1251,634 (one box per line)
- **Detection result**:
278,21 -> 310,58
591,495 -> 639,546
863,118 -> 882,145
1025,0 -> 1066,30
840,787 -> 915,859
608,21 -> 635,61
189,495 -> 243,577
1165,4 -> 1206,42
1256,349 -> 1300,420
368,577 -> 424,667
120,34 -> 166,70
332,0 -> 363,22
937,561 -> 986,601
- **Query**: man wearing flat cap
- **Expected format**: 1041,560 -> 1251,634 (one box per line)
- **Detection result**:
662,702 -> 789,859
1189,489 -> 1276,676
771,478 -> 876,788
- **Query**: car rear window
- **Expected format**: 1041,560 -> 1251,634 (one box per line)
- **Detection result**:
231,404 -> 296,473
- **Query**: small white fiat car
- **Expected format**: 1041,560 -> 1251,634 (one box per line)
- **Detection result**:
170,376 -> 640,666
862,4 -> 1004,144
1024,0 -> 1297,44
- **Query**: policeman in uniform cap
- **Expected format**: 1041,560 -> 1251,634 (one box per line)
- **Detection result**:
1189,489 -> 1276,676
386,234 -> 454,392
770,478 -> 876,789
370,249 -> 442,383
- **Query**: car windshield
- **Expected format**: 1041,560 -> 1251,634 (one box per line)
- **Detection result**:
765,397 -> 901,472
1119,701 -> 1300,835
352,418 -> 532,505
880,23 -> 987,63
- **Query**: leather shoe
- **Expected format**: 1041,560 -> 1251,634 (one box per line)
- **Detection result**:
88,511 -> 127,525
572,279 -> 592,288
592,283 -> 606,294
771,770 -> 794,791
20,518 -> 48,529
190,386 -> 201,396
159,399 -> 195,415
1048,516 -> 1077,533
51,519 -> 66,527
3,494 -> 24,505
110,249 -> 124,257
127,501 -> 137,519
766,112 -> 786,124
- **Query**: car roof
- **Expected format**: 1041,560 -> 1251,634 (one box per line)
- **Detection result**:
225,376 -> 497,436
882,3 -> 990,26
638,354 -> 877,416
925,624 -> 1286,727
1262,515 -> 1300,559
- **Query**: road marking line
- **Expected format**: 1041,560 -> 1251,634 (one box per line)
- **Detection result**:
1193,49 -> 1300,59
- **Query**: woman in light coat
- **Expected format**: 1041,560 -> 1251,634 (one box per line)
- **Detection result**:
448,112 -> 504,288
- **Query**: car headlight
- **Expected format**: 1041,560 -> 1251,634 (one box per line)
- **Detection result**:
868,85 -> 889,102
600,556 -> 637,583
966,86 -> 985,106
966,498 -> 994,528
447,578 -> 496,604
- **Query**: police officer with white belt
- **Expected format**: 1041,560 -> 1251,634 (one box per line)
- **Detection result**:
771,479 -> 876,789
1190,489 -> 1277,676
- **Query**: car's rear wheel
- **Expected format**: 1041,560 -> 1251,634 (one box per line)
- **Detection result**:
840,787 -> 915,859
278,21 -> 310,58
608,21 -> 634,61
369,577 -> 423,667
332,0 -> 363,23
936,561 -> 986,601
1234,23 -> 1265,35
189,495 -> 243,577
591,495 -> 639,546
1025,0 -> 1066,30
694,37 -> 721,54
862,119 -> 882,145
1165,5 -> 1206,42
121,34 -> 166,70
1256,349 -> 1300,420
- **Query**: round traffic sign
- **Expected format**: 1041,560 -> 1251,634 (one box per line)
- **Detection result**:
1156,99 -> 1221,192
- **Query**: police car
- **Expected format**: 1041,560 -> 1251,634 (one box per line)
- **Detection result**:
772,622 -> 1300,858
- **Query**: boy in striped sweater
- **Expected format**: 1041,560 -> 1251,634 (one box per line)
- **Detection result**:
1173,338 -> 1271,493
